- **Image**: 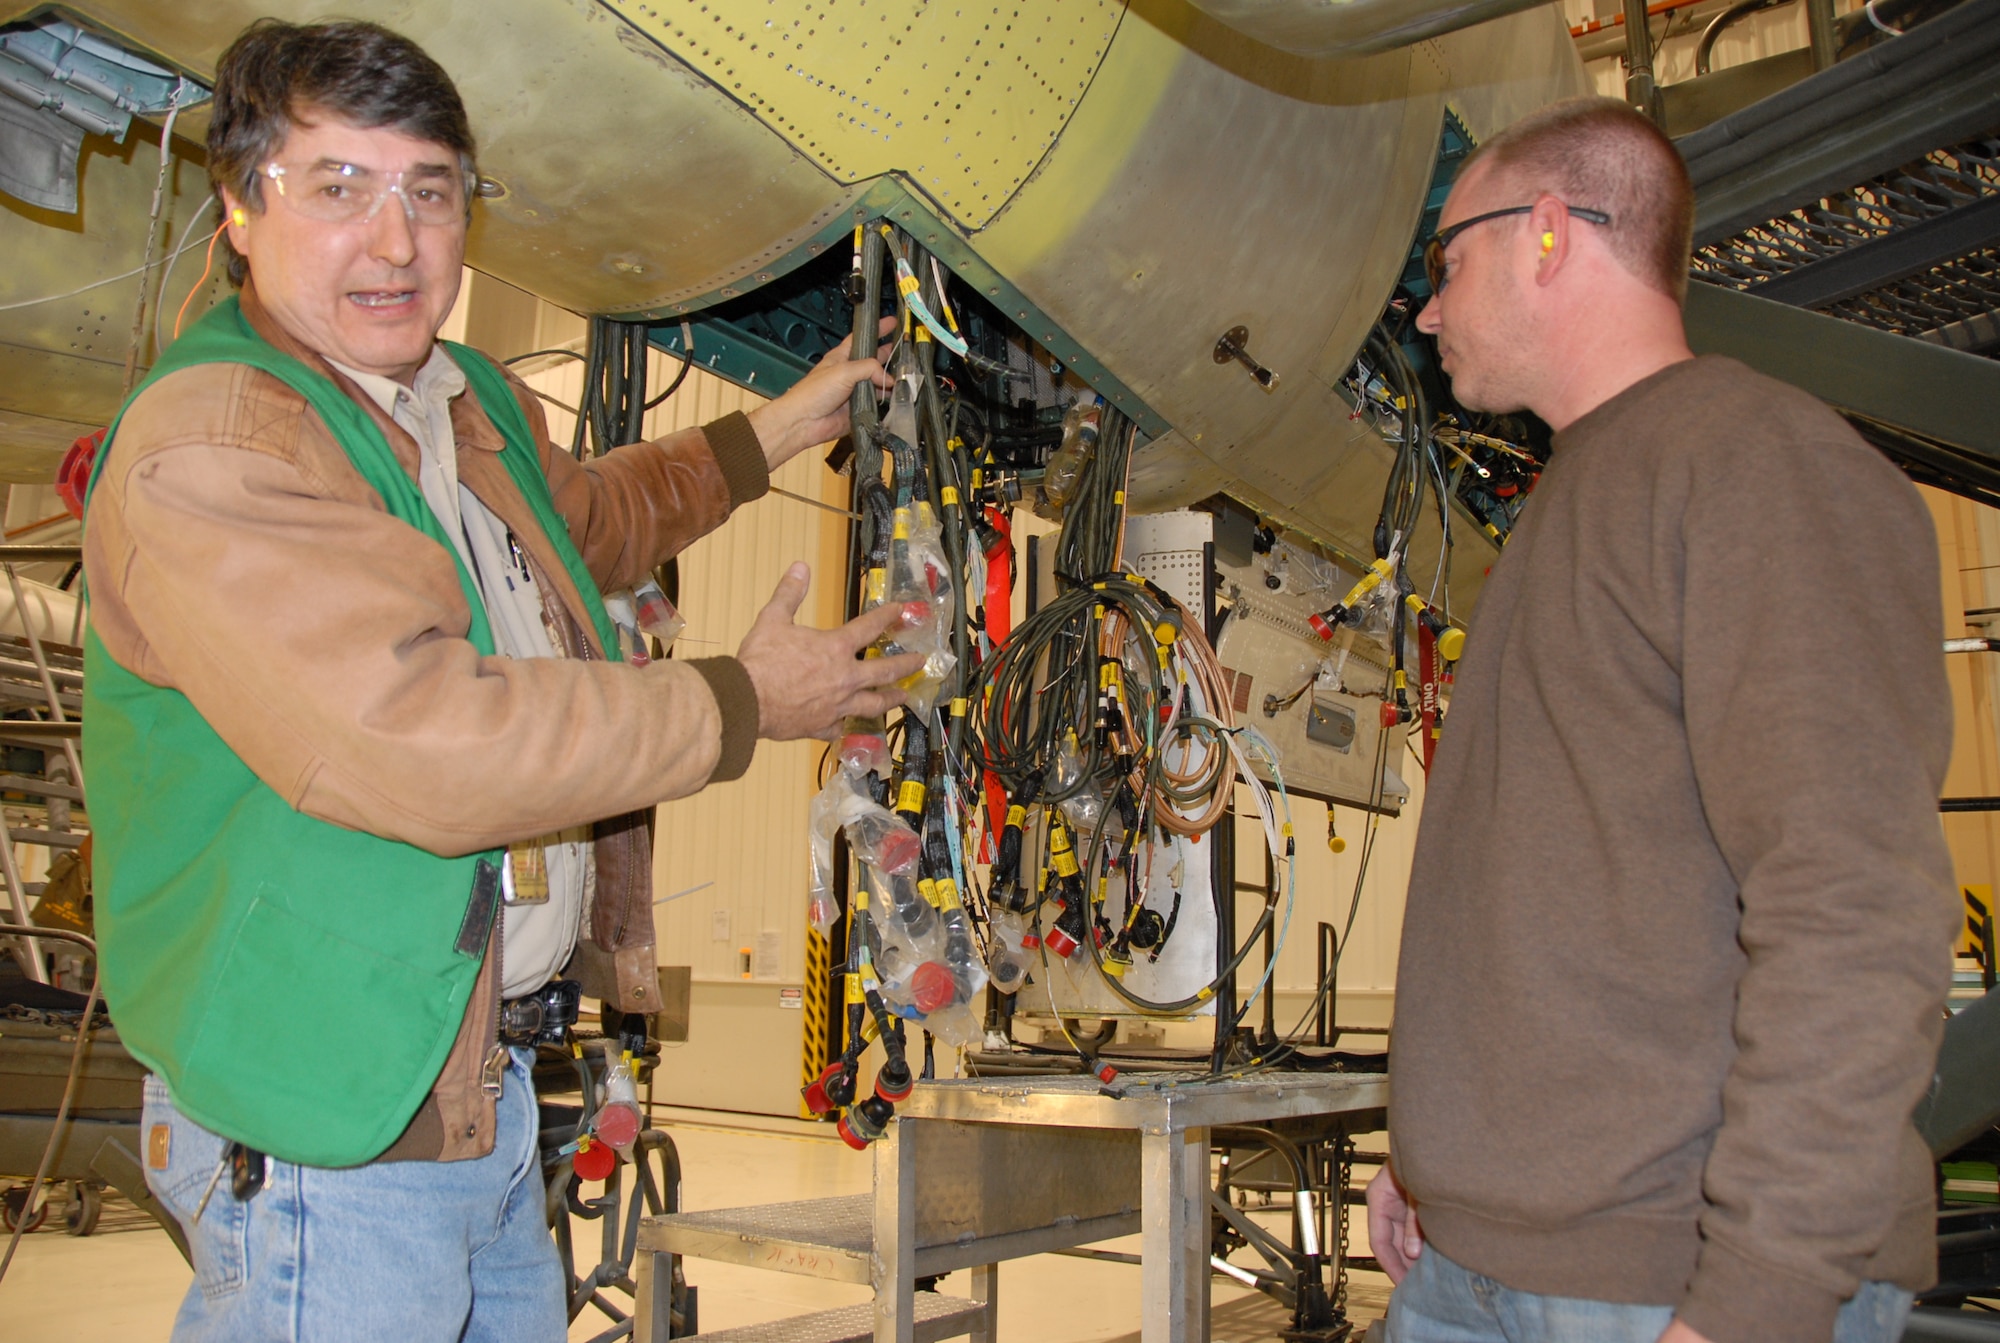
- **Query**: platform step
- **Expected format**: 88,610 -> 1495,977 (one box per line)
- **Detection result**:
683,1295 -> 986,1343
638,1194 -> 873,1284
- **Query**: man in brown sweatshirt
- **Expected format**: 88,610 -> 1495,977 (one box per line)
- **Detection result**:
1368,98 -> 1957,1343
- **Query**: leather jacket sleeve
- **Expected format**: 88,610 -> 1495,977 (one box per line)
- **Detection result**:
85,363 -> 736,857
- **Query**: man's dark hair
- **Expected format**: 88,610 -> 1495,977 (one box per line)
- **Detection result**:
207,20 -> 477,284
1461,96 -> 1694,305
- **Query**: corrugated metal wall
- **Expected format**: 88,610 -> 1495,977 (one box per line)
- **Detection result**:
516,340 -> 845,986
1928,485 -> 2000,929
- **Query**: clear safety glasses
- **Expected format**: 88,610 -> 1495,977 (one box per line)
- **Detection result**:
261,159 -> 471,227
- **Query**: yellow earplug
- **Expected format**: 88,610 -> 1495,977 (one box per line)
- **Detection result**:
1540,231 -> 1554,254
230,207 -> 247,227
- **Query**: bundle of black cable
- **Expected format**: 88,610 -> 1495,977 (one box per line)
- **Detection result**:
971,438 -> 1164,798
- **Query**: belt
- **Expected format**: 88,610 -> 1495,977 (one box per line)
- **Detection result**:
498,978 -> 581,1048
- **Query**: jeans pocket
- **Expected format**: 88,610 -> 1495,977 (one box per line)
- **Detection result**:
142,1084 -> 250,1300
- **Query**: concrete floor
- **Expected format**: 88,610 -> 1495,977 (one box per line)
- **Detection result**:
0,1107 -> 1390,1342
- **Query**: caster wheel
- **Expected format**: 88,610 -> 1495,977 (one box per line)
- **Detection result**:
63,1182 -> 102,1236
2,1185 -> 48,1234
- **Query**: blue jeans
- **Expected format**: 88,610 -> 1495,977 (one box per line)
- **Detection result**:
142,1048 -> 565,1343
1381,1244 -> 1913,1343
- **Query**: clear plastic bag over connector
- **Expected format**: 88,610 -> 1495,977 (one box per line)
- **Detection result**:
594,1056 -> 643,1156
601,580 -> 686,666
985,908 -> 1038,996
634,579 -> 686,650
805,764 -> 987,1038
880,503 -> 957,718
1041,399 -> 1103,511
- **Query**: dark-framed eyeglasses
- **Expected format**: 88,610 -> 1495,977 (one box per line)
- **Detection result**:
1423,205 -> 1611,293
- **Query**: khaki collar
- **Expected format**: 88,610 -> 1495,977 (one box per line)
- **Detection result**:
236,280 -> 505,458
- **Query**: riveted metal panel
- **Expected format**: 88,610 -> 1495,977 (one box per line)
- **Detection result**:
37,0 -> 857,316
600,0 -> 1123,228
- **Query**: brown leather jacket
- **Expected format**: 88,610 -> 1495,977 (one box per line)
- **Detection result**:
85,284 -> 765,1159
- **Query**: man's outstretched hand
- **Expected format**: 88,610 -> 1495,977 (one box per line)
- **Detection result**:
1657,1323 -> 1714,1343
745,318 -> 898,470
1365,1163 -> 1424,1284
735,563 -> 926,740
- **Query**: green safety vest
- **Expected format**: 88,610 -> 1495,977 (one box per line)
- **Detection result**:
83,297 -> 621,1166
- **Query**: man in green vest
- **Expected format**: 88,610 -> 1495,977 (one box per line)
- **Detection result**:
82,19 -> 916,1340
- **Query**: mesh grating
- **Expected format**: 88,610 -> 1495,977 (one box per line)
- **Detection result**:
1691,135 -> 2000,351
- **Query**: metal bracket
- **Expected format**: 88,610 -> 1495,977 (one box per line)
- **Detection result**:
1213,326 -> 1279,392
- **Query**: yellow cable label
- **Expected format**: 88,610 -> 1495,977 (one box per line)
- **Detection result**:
1005,805 -> 1027,830
865,569 -> 887,604
897,274 -> 920,296
1113,491 -> 1125,506
1049,823 -> 1081,878
971,468 -> 984,488
918,878 -> 941,908
935,877 -> 961,910
940,486 -> 960,506
897,780 -> 926,814
845,973 -> 866,1004
853,224 -> 864,251
1394,669 -> 1408,691
1340,556 -> 1396,609
915,324 -> 931,343
951,697 -> 968,717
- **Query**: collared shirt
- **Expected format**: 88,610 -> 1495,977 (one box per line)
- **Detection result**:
330,348 -> 588,999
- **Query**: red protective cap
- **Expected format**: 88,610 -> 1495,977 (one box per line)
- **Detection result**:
901,600 -> 932,626
802,1062 -> 842,1115
1307,612 -> 1336,641
1380,702 -> 1401,729
574,1140 -> 618,1181
836,1114 -> 872,1150
876,829 -> 922,873
1095,1062 -> 1119,1084
910,960 -> 955,1014
1045,923 -> 1079,960
595,1100 -> 642,1151
55,428 -> 106,521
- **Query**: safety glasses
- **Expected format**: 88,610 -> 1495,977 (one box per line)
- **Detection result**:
261,159 -> 471,227
1422,204 -> 1611,293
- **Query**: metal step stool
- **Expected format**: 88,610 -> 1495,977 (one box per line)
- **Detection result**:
644,1194 -> 873,1284
681,1296 -> 987,1343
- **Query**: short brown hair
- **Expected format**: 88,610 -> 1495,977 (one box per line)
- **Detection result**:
1461,96 -> 1693,304
207,20 -> 477,285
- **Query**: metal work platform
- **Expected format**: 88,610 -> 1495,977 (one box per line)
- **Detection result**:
680,1296 -> 989,1343
635,1070 -> 1387,1343
648,1195 -> 873,1284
